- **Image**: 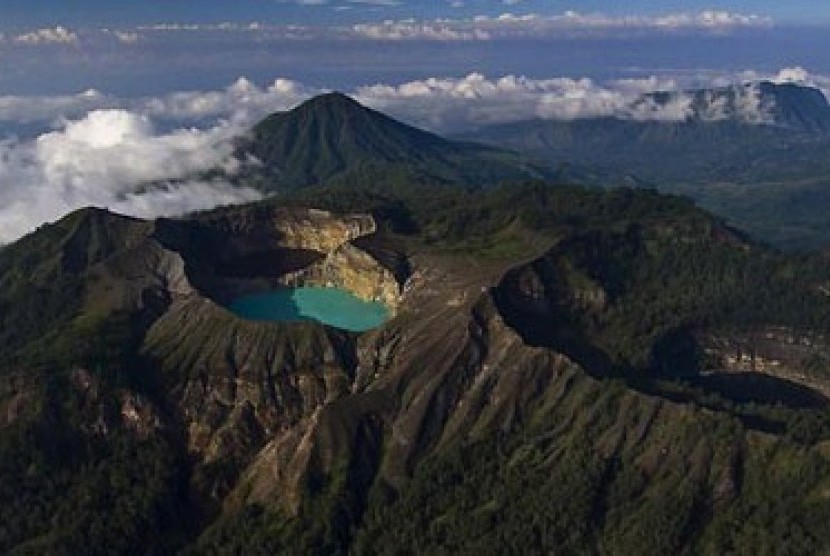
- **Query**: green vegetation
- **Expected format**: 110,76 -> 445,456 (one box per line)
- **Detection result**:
191,182 -> 830,553
354,430 -> 830,555
0,372 -> 192,554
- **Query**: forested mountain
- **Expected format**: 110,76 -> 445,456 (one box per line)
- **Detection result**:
4,183 -> 830,553
236,92 -> 554,190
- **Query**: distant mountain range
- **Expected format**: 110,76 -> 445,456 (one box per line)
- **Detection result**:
454,81 -> 830,249
234,83 -> 830,195
642,81 -> 830,132
458,81 -> 830,185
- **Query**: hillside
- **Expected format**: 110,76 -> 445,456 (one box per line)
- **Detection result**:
3,185 -> 830,552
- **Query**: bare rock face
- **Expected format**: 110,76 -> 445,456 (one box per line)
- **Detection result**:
273,209 -> 376,253
222,247 -> 756,523
272,209 -> 400,309
279,243 -> 401,309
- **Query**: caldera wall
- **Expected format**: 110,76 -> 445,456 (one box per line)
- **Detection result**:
271,209 -> 402,312
278,243 -> 401,311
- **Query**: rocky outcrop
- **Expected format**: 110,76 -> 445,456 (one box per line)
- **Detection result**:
127,207 -> 398,505
279,243 -> 400,309
273,209 -> 375,253
272,209 -> 401,309
143,294 -> 357,476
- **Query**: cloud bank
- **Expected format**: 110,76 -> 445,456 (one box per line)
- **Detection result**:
0,109 -> 261,244
350,10 -> 772,41
354,72 -> 796,131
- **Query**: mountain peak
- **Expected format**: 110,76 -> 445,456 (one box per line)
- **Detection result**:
296,91 -> 364,112
757,80 -> 830,133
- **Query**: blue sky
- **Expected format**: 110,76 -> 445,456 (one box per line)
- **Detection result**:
0,0 -> 826,96
0,0 -> 827,28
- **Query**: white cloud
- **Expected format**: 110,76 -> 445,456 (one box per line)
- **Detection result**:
354,73 -> 688,129
0,69 -> 823,138
348,0 -> 403,5
773,67 -> 812,84
0,89 -> 113,126
346,10 -> 772,41
0,77 -> 320,135
474,10 -> 773,33
352,19 -> 490,40
353,71 -> 801,131
77,9 -> 773,44
112,30 -> 141,44
13,26 -> 79,45
738,66 -> 830,101
0,109 -> 260,243
141,77 -> 321,124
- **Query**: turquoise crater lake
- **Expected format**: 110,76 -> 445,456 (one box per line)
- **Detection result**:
228,287 -> 390,332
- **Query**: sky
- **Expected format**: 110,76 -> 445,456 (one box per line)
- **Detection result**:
0,1 -> 827,28
0,1 -> 829,243
0,1 -> 825,95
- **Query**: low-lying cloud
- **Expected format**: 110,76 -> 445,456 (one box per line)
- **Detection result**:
354,73 -> 789,131
13,26 -> 79,45
0,78 -> 319,136
0,109 -> 261,244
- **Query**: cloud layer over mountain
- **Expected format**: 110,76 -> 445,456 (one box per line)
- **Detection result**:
0,66 -> 826,244
0,109 -> 261,243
